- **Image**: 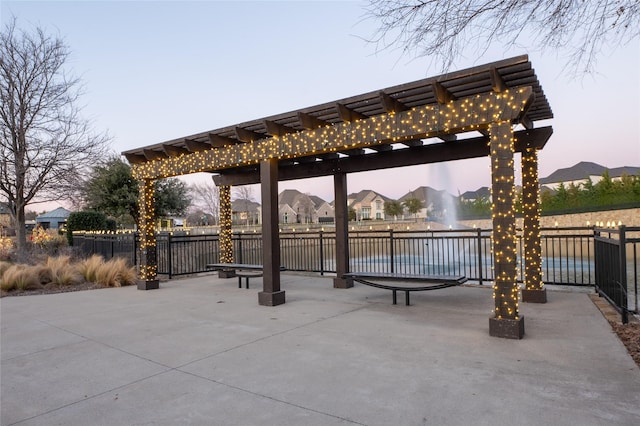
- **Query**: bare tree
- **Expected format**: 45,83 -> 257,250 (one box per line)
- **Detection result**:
190,181 -> 220,225
233,185 -> 255,226
0,19 -> 109,251
364,0 -> 639,75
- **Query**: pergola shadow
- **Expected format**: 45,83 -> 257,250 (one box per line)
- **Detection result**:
123,55 -> 553,339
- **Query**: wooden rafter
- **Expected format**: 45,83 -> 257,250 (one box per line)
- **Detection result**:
432,81 -> 455,104
143,149 -> 166,161
235,126 -> 265,142
264,120 -> 296,137
124,153 -> 146,164
336,103 -> 367,122
298,111 -> 329,130
184,138 -> 210,152
209,133 -> 237,148
162,144 -> 189,157
490,66 -> 507,93
379,91 -> 407,113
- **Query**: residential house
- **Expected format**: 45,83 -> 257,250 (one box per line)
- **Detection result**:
347,190 -> 391,221
231,199 -> 261,225
399,186 -> 457,221
539,161 -> 640,191
36,207 -> 71,230
460,186 -> 491,202
278,189 -> 334,224
0,202 -> 11,229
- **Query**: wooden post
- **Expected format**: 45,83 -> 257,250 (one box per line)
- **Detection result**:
137,178 -> 159,290
488,121 -> 524,338
333,172 -> 353,288
258,158 -> 285,306
521,148 -> 547,303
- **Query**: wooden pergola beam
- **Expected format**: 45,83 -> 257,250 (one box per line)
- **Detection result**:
379,91 -> 407,113
432,81 -> 455,104
184,138 -> 210,153
264,120 -> 297,137
235,126 -> 265,143
212,127 -> 553,186
209,133 -> 237,148
124,153 -> 147,164
143,149 -> 166,161
336,102 -> 367,122
490,67 -> 508,92
297,111 -> 329,130
162,144 -> 189,157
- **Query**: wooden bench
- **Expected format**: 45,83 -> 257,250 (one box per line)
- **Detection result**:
206,263 -> 285,289
343,272 -> 467,305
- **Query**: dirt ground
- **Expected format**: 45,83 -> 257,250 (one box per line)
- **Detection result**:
3,283 -> 639,368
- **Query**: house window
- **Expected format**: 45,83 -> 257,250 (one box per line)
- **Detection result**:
376,200 -> 382,210
376,212 -> 382,220
361,207 -> 371,219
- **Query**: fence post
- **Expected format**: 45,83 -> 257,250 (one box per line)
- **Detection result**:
237,233 -> 244,264
167,233 -> 173,279
319,230 -> 324,275
390,229 -> 395,274
477,228 -> 484,285
619,225 -> 628,324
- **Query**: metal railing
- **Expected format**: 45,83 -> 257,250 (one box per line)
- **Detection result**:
594,226 -> 640,322
72,226 -> 639,313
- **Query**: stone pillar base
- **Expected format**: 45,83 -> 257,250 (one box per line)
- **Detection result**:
522,288 -> 547,303
218,270 -> 237,279
258,290 -> 286,306
489,316 -> 525,339
333,277 -> 354,289
137,280 -> 159,290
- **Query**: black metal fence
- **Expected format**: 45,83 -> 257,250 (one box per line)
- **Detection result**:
594,226 -> 640,323
73,226 -> 639,313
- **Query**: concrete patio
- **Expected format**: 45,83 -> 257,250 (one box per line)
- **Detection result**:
2,273 -> 639,425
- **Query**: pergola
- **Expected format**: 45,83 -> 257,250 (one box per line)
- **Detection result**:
123,55 -> 553,339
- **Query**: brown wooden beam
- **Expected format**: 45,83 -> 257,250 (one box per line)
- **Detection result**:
333,172 -> 352,289
258,158 -> 285,306
339,148 -> 365,156
212,127 -> 552,187
208,133 -> 237,148
490,67 -> 508,92
124,153 -> 147,164
264,120 -> 296,137
184,138 -> 210,153
438,134 -> 457,142
401,139 -> 423,147
162,144 -> 189,157
432,81 -> 455,104
336,103 -> 367,122
143,149 -> 166,161
235,126 -> 266,143
379,91 -> 407,113
297,111 -> 329,130
369,144 -> 393,152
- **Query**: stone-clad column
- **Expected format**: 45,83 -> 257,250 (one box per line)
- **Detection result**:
488,121 -> 524,338
218,185 -> 233,263
521,148 -> 547,303
137,178 -> 159,290
258,158 -> 285,306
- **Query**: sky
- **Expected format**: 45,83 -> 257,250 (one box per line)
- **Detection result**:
2,0 -> 639,210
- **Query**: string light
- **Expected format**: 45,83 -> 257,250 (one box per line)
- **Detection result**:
521,148 -> 544,292
489,121 -> 519,320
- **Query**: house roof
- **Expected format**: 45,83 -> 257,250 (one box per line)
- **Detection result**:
540,161 -> 640,184
347,190 -> 392,205
36,207 -> 71,220
460,186 -> 491,200
399,186 -> 454,203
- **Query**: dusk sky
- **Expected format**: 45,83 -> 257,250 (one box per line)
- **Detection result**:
3,0 -> 639,208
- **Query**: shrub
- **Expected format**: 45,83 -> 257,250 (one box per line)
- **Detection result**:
45,256 -> 82,286
0,236 -> 14,260
95,257 -> 137,287
78,255 -> 104,283
0,264 -> 41,292
66,211 -> 108,245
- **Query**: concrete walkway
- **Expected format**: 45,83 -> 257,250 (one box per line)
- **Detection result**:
2,274 -> 639,426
